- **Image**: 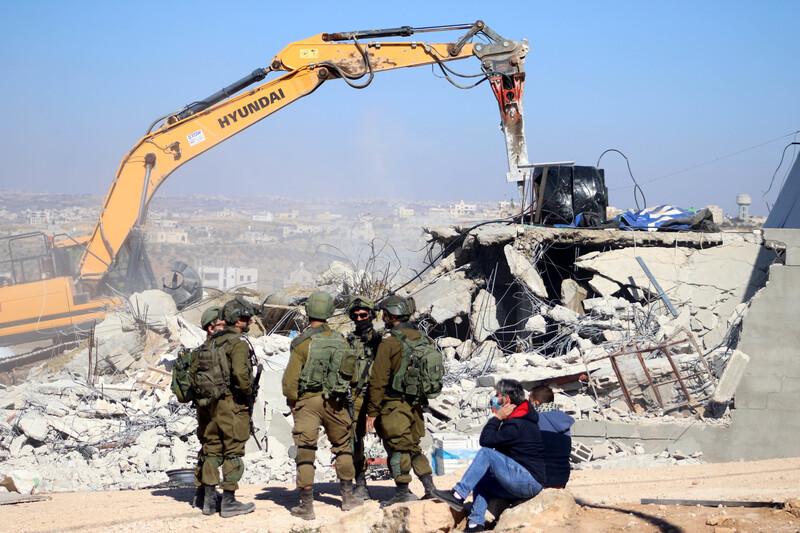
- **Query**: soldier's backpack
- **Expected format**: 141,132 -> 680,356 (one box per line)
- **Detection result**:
389,330 -> 444,400
190,335 -> 233,407
297,332 -> 357,399
171,347 -> 195,403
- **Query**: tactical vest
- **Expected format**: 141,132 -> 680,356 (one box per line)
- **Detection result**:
171,347 -> 195,403
297,331 -> 357,399
389,329 -> 444,400
349,332 -> 379,397
190,334 -> 234,407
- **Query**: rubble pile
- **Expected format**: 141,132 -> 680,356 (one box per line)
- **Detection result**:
0,223 -> 773,493
0,291 -> 325,493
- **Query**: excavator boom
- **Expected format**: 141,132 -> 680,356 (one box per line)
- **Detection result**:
0,20 -> 530,346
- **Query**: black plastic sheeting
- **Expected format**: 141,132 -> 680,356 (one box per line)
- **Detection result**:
764,153 -> 800,229
532,165 -> 608,226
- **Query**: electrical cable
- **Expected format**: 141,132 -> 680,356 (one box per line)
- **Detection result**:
762,142 -> 800,196
597,148 -> 646,210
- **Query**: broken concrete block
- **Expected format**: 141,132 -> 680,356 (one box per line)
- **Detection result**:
504,245 -> 547,298
524,315 -> 547,334
455,339 -> 475,360
548,305 -> 580,324
0,470 -> 41,495
129,289 -> 179,332
588,275 -> 621,297
470,289 -> 500,342
166,415 -> 197,437
44,400 -> 69,417
668,438 -> 702,459
437,337 -> 462,348
413,276 -> 475,323
561,279 -> 587,314
18,414 -> 48,441
570,441 -> 592,463
9,435 -> 26,457
591,442 -> 613,460
712,350 -> 750,403
476,375 -> 496,388
268,409 -> 294,450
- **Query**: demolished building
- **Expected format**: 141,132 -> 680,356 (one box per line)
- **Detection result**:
2,182 -> 800,493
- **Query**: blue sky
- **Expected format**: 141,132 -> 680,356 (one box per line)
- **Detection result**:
1,1 -> 798,216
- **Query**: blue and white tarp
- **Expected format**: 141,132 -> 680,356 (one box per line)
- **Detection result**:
618,205 -> 697,231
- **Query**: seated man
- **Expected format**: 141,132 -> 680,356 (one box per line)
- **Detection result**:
530,385 -> 574,489
433,379 -> 544,533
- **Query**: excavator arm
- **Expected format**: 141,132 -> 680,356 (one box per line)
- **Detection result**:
0,21 -> 530,346
77,21 -> 530,290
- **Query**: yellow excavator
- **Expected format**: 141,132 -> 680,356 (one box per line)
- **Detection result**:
0,20 -> 530,346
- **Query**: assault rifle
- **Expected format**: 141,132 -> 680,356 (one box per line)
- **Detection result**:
248,362 -> 264,450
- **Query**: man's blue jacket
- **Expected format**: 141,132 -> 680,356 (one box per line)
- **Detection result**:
479,401 -> 545,483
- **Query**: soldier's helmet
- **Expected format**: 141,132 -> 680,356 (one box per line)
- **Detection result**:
222,297 -> 256,325
200,306 -> 221,329
305,291 -> 335,321
348,295 -> 376,320
379,295 -> 411,321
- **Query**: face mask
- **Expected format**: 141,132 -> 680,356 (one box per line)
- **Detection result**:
492,397 -> 503,410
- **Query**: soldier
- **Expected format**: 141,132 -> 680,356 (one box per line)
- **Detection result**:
366,295 -> 437,507
192,306 -> 225,511
282,291 -> 363,520
346,295 -> 382,500
192,297 -> 256,518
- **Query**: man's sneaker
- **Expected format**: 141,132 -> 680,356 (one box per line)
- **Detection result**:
462,524 -> 485,532
431,488 -> 464,512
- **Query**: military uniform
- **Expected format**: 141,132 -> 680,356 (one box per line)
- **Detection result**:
367,323 -> 433,486
349,328 -> 382,480
194,326 -> 254,491
282,324 -> 356,489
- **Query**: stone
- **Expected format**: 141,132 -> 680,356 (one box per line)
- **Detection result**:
18,414 -> 49,441
494,489 -> 578,530
320,501 -> 413,533
470,289 -> 500,342
504,245 -> 547,298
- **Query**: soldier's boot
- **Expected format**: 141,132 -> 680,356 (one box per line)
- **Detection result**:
220,490 -> 255,518
290,488 -> 315,520
202,485 -> 217,516
420,474 -> 437,500
380,483 -> 418,508
192,485 -> 205,508
340,481 -> 364,511
353,472 -> 370,500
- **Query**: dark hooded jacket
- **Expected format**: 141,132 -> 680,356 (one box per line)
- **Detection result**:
479,401 -> 545,483
537,409 -> 574,487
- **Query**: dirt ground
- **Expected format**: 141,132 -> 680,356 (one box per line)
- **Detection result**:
3,456 -> 800,533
